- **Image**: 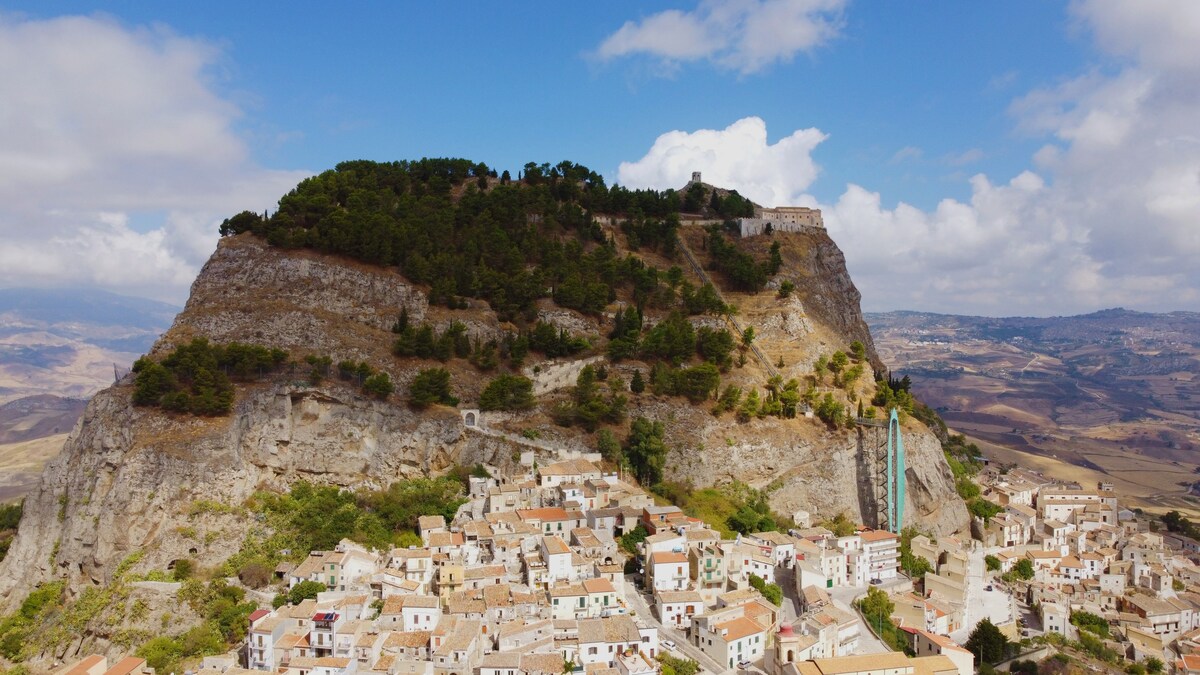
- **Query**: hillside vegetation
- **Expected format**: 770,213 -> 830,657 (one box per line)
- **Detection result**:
219,158 -> 756,319
0,158 -> 971,670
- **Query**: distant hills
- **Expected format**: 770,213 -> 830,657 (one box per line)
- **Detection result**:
868,308 -> 1200,513
0,394 -> 87,445
0,287 -> 178,403
0,288 -> 178,501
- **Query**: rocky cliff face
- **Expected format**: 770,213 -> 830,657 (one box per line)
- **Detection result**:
634,399 -> 965,537
0,229 -> 967,607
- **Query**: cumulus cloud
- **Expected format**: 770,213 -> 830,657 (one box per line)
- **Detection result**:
596,0 -> 847,75
1073,0 -> 1200,74
617,117 -> 826,207
617,0 -> 1200,315
0,15 -> 308,302
839,0 -> 1200,316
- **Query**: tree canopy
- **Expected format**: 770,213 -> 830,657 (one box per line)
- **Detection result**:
219,159 -> 702,320
132,339 -> 287,416
964,619 -> 1010,664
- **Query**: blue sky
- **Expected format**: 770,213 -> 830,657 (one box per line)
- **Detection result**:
23,1 -> 1082,208
1,1 -> 1197,315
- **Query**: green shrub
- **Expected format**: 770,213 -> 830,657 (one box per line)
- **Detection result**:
287,581 -> 326,606
1070,610 -> 1110,637
555,365 -> 626,431
172,559 -> 195,581
1012,558 -> 1034,580
137,636 -> 184,674
955,476 -> 981,499
748,574 -> 783,606
856,586 -> 909,653
968,498 -> 1003,523
238,562 -> 273,589
409,368 -> 458,407
629,370 -> 645,393
479,374 -> 535,411
657,652 -> 700,675
132,339 -> 286,416
362,372 -> 395,399
964,619 -> 1010,664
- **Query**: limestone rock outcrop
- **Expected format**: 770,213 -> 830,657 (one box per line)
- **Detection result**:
0,228 -> 968,606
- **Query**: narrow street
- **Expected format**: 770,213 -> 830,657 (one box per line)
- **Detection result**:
951,546 -> 1017,644
827,585 -> 891,655
775,566 -> 800,625
622,575 -> 730,675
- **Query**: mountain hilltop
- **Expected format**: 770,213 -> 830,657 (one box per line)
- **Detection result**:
0,159 -> 966,659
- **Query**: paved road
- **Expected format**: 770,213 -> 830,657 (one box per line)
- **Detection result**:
827,583 -> 895,655
776,566 -> 800,625
951,545 -> 1021,644
621,575 -> 730,675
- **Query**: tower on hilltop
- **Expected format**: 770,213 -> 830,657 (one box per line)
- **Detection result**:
690,171 -> 702,184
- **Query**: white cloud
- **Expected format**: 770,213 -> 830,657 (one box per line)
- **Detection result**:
0,14 -> 308,302
831,0 -> 1200,314
617,117 -> 826,207
618,0 -> 1200,317
889,146 -> 922,164
1072,0 -> 1200,74
596,0 -> 847,75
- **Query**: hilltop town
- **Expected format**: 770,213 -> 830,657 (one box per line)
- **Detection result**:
50,446 -> 1200,675
21,161 -> 1189,675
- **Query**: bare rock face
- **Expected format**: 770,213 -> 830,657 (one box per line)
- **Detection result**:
0,378 -> 520,601
0,236 -> 518,603
0,229 -> 969,608
160,235 -> 429,358
634,398 -> 967,538
781,230 -> 881,367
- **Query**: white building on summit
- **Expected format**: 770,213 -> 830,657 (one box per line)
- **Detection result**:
689,169 -> 824,236
739,206 -> 825,237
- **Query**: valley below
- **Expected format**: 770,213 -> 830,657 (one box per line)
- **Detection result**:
869,309 -> 1200,515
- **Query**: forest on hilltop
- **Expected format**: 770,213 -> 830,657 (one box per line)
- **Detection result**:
218,158 -> 755,320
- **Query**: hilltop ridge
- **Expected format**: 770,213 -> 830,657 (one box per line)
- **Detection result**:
0,160 -> 966,660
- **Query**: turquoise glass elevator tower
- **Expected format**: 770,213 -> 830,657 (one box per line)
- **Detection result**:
886,408 -> 905,534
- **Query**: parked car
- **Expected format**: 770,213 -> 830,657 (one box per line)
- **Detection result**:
986,584 -> 994,591
738,660 -> 753,670
662,639 -> 676,651
870,578 -> 881,585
